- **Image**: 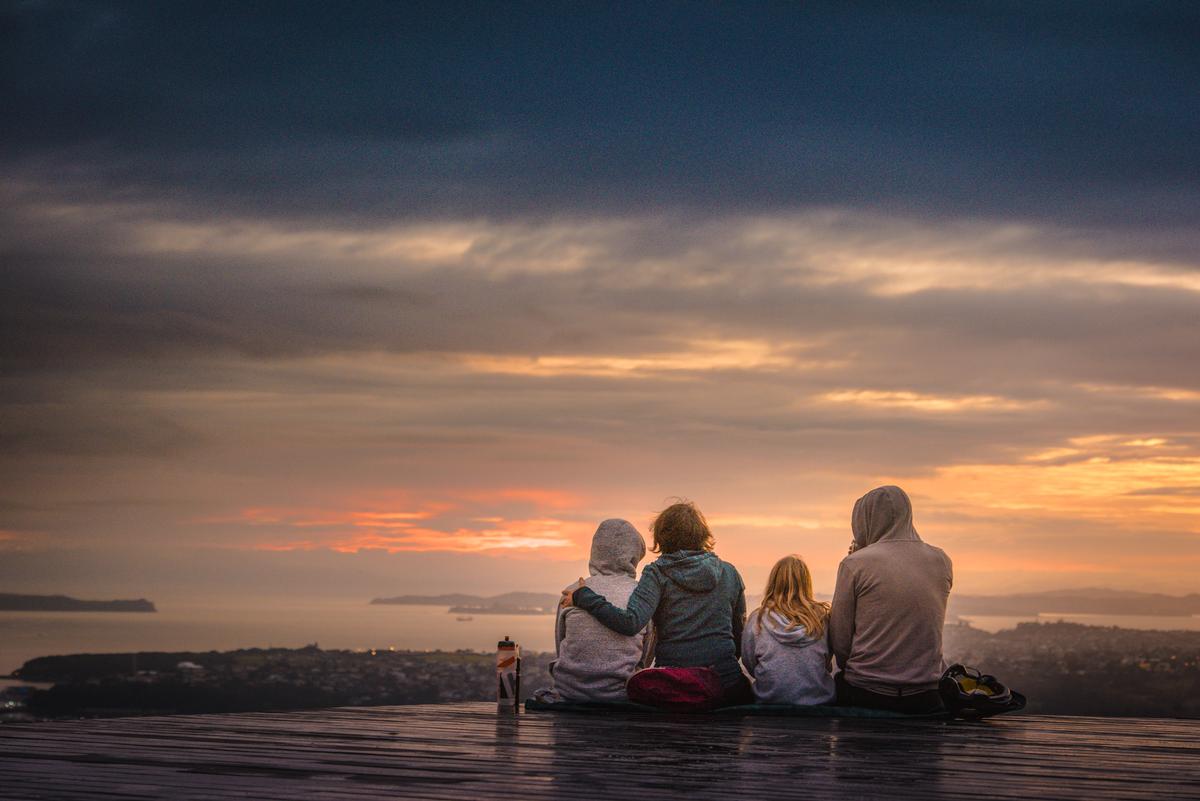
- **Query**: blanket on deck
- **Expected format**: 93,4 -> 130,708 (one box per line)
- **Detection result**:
524,692 -> 1025,720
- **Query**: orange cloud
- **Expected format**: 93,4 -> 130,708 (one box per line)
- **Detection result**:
820,389 -> 1044,413
0,529 -> 39,550
904,439 -> 1200,532
459,339 -> 800,378
460,488 -> 582,509
326,519 -> 587,553
223,488 -> 590,554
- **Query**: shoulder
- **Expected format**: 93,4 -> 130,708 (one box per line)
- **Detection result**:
718,557 -> 745,588
923,542 -> 952,567
838,551 -> 867,571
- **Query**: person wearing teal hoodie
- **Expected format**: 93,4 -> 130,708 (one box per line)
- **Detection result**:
563,501 -> 750,703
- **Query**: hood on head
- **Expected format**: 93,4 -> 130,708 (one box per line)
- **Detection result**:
656,550 -> 721,592
852,485 -> 921,549
759,609 -> 821,647
588,519 -> 646,577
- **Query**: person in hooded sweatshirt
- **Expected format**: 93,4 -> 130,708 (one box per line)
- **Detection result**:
534,519 -> 655,703
741,554 -> 836,705
561,501 -> 750,706
829,485 -> 953,714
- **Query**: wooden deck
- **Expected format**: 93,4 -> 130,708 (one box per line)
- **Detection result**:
1,703 -> 1198,800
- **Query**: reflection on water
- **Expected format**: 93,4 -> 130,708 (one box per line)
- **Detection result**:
0,601 -> 557,674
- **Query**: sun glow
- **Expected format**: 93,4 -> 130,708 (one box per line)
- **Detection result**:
910,451 -> 1200,530
459,339 -> 799,377
820,389 -> 1042,413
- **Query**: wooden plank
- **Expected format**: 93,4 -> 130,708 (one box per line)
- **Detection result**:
2,703 -> 1198,800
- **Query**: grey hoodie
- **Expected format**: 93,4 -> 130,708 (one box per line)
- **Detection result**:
539,519 -> 653,703
741,609 -> 836,705
828,485 -> 953,695
574,549 -> 746,688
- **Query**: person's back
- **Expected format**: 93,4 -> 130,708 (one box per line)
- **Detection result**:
742,555 -> 835,705
541,519 -> 652,702
829,486 -> 952,708
567,501 -> 749,703
638,549 -> 744,685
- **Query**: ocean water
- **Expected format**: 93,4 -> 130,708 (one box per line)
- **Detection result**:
5,602 -> 1200,677
0,600 -> 558,676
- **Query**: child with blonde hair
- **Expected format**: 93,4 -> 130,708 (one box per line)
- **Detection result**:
741,554 -> 836,705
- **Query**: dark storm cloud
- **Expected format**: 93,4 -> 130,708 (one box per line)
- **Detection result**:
2,1 -> 1198,227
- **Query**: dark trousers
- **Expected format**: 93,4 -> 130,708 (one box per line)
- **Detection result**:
716,673 -> 754,708
836,672 -> 945,715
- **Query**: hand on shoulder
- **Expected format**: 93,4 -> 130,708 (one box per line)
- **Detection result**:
560,577 -> 585,608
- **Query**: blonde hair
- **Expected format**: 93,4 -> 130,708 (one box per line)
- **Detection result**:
650,500 -> 714,554
755,554 -> 830,639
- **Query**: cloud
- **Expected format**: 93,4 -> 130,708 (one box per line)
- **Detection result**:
817,390 -> 1045,414
3,2 -> 1199,596
195,489 -> 591,554
2,2 -> 1199,228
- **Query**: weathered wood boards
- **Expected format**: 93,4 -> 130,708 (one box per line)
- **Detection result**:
2,703 -> 1197,800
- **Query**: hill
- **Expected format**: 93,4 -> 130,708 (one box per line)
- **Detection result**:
0,594 -> 156,613
950,588 -> 1200,617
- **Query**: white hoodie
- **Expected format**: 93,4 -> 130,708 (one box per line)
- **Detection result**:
741,609 -> 836,705
537,519 -> 654,703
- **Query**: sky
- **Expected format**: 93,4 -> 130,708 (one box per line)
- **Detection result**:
2,1 -> 1199,602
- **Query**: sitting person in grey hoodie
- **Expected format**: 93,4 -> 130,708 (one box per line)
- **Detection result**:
741,554 -> 835,705
829,485 -> 953,714
562,501 -> 750,705
534,519 -> 654,703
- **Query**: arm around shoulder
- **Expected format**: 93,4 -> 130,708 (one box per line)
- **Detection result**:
573,568 -> 662,636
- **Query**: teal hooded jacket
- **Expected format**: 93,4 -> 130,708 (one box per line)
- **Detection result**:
572,549 -> 747,688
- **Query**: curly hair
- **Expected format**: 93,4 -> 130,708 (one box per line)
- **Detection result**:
650,500 -> 715,554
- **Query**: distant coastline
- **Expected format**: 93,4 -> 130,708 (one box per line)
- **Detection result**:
0,594 -> 156,613
447,605 -> 552,616
949,589 -> 1200,618
371,591 -> 558,615
371,588 -> 1200,618
7,620 -> 1200,720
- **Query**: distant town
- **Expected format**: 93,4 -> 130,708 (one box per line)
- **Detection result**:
5,620 -> 1200,721
4,647 -> 553,722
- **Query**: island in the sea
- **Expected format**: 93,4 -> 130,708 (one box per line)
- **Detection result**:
370,591 -> 558,615
0,593 -> 157,613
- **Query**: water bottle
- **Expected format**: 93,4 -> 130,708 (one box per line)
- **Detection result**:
496,636 -> 520,712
